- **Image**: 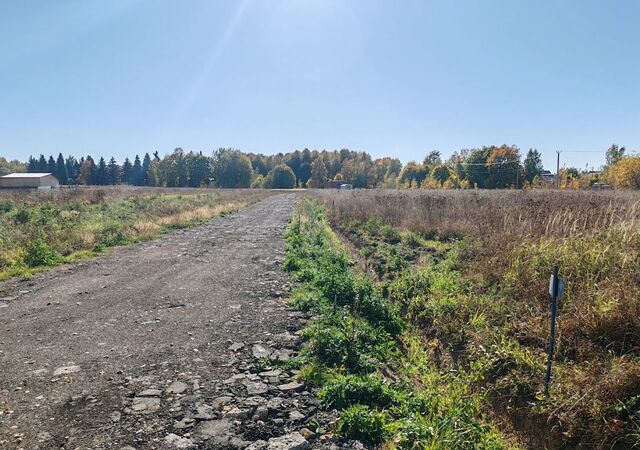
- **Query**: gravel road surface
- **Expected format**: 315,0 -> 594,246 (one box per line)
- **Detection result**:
0,194 -> 342,450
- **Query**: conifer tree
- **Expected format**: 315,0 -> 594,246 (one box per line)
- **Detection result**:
132,155 -> 143,186
47,155 -> 56,174
122,157 -> 133,184
55,153 -> 68,184
107,157 -> 121,185
27,156 -> 38,173
37,155 -> 47,172
142,153 -> 152,186
96,157 -> 108,185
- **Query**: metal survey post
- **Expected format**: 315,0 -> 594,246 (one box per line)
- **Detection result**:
545,266 -> 564,396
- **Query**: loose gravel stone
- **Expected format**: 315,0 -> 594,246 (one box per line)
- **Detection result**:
164,433 -> 196,449
52,365 -> 81,376
252,344 -> 274,359
167,381 -> 189,394
245,381 -> 269,395
137,389 -> 162,397
229,342 -> 245,351
267,432 -> 309,450
278,382 -> 304,392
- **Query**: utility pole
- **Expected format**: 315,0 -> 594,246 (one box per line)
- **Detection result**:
556,150 -> 561,189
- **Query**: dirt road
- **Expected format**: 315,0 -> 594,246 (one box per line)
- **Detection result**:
0,194 -> 335,450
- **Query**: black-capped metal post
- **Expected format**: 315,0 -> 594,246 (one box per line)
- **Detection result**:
545,266 -> 560,396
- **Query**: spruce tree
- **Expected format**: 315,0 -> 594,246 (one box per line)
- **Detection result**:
66,156 -> 78,184
96,157 -> 108,185
142,153 -> 152,186
132,155 -> 143,186
107,157 -> 120,185
122,157 -> 133,184
27,156 -> 38,173
55,153 -> 68,184
47,155 -> 56,174
37,155 -> 47,172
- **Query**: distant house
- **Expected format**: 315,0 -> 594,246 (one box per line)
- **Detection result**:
540,170 -> 557,184
0,173 -> 60,189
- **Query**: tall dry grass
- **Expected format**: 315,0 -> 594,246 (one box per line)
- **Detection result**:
312,189 -> 640,239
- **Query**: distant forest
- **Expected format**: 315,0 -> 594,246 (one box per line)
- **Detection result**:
1,143 -> 634,189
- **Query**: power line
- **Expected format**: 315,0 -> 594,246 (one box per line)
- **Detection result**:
557,150 -> 604,153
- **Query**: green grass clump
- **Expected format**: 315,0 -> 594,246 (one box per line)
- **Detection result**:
319,374 -> 401,409
25,239 -> 62,268
336,404 -> 388,445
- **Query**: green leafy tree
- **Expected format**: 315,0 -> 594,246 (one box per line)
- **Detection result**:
399,161 -> 428,187
265,164 -> 296,188
430,164 -> 451,186
187,151 -> 211,187
0,157 -> 26,173
464,147 -> 492,188
211,148 -> 253,188
523,148 -> 543,183
299,148 -> 313,186
423,150 -> 441,165
487,145 -> 521,188
606,144 -> 626,167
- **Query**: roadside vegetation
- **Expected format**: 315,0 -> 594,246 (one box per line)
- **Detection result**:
309,190 -> 640,449
0,187 -> 270,280
283,198 -> 512,449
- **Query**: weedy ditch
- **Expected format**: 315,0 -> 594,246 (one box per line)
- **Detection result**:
283,198 -> 511,449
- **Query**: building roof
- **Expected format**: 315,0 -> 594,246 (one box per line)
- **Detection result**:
0,173 -> 54,178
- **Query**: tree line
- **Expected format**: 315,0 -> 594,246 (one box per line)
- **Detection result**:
14,143 -> 638,189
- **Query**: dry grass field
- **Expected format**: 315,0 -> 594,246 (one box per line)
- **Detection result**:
315,188 -> 640,239
310,188 -> 640,448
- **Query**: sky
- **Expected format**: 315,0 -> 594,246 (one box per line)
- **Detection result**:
1,0 -> 638,170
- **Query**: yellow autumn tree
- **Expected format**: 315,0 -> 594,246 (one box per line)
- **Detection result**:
609,156 -> 640,189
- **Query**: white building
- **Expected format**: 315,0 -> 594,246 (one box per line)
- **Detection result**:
0,173 -> 60,189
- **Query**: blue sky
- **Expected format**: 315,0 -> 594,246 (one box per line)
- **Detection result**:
1,0 -> 638,170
